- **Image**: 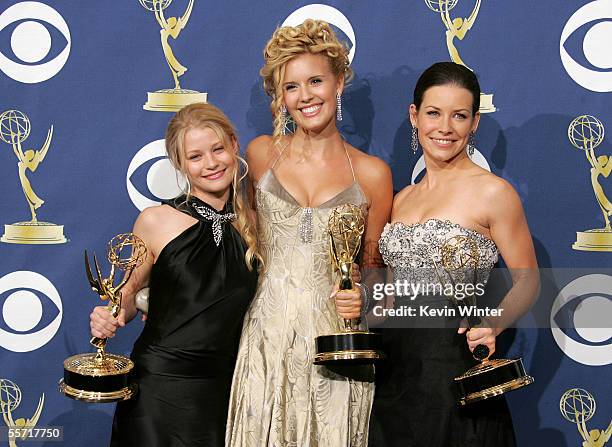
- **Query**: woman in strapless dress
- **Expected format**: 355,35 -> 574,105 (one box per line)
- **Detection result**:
368,62 -> 539,447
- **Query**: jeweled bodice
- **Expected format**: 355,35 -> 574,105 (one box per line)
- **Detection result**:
379,219 -> 498,287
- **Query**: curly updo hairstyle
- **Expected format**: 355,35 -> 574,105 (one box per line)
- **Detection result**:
260,19 -> 353,138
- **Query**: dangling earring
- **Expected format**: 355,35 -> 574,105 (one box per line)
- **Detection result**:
467,132 -> 476,157
336,92 -> 343,121
280,105 -> 287,136
411,126 -> 419,154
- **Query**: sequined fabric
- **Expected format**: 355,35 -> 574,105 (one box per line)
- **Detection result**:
379,219 -> 498,289
226,169 -> 373,447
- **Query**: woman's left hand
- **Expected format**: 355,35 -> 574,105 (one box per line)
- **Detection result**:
458,325 -> 496,358
333,287 -> 362,320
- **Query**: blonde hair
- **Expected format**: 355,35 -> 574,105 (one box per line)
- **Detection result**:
165,103 -> 260,270
261,19 -> 353,138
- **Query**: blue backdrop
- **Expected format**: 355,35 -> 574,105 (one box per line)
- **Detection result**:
0,1 -> 610,445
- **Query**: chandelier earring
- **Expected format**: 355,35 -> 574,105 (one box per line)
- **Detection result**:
411,126 -> 419,154
336,92 -> 343,121
467,132 -> 476,157
280,105 -> 288,136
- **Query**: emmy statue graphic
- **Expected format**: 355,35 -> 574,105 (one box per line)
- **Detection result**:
59,234 -> 147,402
0,379 -> 44,447
140,0 -> 207,111
568,115 -> 612,251
314,203 -> 383,365
560,388 -> 612,447
425,0 -> 496,113
0,110 -> 66,244
434,235 -> 533,405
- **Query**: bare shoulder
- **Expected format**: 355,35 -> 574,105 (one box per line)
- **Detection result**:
347,145 -> 392,184
393,183 -> 416,208
245,135 -> 282,180
135,204 -> 178,233
476,170 -> 518,198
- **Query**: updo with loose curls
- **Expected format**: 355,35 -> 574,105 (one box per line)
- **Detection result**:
260,19 -> 353,138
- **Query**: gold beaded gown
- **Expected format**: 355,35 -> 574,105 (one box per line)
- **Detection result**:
226,150 -> 374,447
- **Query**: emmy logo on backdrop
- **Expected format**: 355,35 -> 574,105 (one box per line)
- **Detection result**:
140,0 -> 207,111
560,388 -> 612,447
434,235 -> 533,405
59,234 -> 147,402
568,115 -> 612,251
425,0 -> 496,113
0,110 -> 66,244
314,203 -> 384,365
0,379 -> 44,447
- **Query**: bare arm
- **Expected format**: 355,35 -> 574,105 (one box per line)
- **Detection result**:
357,156 -> 393,322
486,178 -> 539,334
90,209 -> 158,338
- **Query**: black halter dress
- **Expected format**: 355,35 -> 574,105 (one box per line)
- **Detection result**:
110,195 -> 257,447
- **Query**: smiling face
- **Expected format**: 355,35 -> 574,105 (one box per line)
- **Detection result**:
183,126 -> 236,203
281,52 -> 344,134
409,83 -> 480,163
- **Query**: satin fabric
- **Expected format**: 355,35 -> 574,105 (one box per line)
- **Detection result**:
110,195 -> 257,447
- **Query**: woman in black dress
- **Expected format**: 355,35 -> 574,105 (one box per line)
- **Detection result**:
89,103 -> 259,446
368,63 -> 539,447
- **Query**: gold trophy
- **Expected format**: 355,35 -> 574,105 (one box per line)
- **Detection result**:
435,235 -> 533,405
59,233 -> 147,402
314,203 -> 384,365
568,115 -> 612,252
560,388 -> 612,447
0,110 -> 66,244
425,0 -> 496,113
140,0 -> 207,111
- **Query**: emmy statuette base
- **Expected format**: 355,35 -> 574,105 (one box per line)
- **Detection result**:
60,353 -> 135,403
2,221 -> 67,244
573,229 -> 612,252
455,358 -> 534,406
314,331 -> 384,365
58,380 -> 136,403
143,89 -> 208,112
479,92 -> 496,114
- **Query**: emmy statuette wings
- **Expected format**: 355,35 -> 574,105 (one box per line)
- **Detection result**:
434,235 -> 534,405
314,203 -> 384,365
59,234 -> 147,403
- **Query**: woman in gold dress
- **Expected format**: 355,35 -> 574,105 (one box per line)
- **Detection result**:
226,19 -> 393,447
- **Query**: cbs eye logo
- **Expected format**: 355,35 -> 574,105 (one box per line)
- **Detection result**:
282,4 -> 356,64
550,274 -> 612,366
0,2 -> 71,84
560,0 -> 612,92
0,271 -> 63,352
127,139 -> 187,211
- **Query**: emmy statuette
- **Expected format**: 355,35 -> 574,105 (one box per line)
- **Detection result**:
314,204 -> 384,365
568,115 -> 612,252
140,0 -> 207,111
59,234 -> 147,402
0,110 -> 66,244
426,0 -> 496,113
435,235 -> 533,405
